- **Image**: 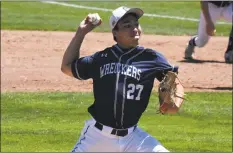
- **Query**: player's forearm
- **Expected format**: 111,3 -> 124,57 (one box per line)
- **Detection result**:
61,31 -> 85,74
200,1 -> 212,23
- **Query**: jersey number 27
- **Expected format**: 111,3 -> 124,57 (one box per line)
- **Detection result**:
127,84 -> 144,100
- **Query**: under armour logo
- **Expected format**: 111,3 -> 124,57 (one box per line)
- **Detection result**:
101,53 -> 107,57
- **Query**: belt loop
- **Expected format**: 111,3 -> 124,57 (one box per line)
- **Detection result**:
111,129 -> 117,135
95,122 -> 103,131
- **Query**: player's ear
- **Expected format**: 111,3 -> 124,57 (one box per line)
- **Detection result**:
112,30 -> 117,37
112,30 -> 118,42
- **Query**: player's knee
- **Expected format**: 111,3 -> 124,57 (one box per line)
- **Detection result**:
225,51 -> 233,63
196,39 -> 208,47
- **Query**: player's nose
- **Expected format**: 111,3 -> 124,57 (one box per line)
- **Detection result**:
132,27 -> 140,35
132,26 -> 139,33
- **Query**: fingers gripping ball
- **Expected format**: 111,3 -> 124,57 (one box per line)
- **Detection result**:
89,13 -> 101,25
158,71 -> 185,114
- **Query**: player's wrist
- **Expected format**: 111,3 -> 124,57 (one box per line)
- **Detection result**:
75,30 -> 87,39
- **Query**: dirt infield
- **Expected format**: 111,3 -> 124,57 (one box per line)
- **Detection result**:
1,30 -> 232,92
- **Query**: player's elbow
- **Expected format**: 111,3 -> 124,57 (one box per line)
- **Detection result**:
61,64 -> 66,74
61,64 -> 67,74
61,64 -> 73,77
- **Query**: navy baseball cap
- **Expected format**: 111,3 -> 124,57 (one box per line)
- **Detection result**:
109,6 -> 144,30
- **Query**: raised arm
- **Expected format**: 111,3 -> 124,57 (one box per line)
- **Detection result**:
61,14 -> 102,77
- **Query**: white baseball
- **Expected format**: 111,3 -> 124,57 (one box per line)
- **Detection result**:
90,13 -> 101,25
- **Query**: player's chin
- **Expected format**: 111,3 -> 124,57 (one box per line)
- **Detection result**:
130,39 -> 139,46
128,36 -> 140,46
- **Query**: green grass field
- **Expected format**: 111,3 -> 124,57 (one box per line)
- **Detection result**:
1,92 -> 232,152
2,1 -> 231,35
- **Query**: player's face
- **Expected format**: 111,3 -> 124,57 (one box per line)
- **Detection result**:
114,14 -> 142,48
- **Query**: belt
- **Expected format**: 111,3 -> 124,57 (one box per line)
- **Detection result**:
94,122 -> 136,137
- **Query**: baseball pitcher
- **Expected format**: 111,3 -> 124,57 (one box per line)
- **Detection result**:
61,6 -> 184,152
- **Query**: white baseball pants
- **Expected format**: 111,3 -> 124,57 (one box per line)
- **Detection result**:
71,118 -> 169,152
195,3 -> 232,47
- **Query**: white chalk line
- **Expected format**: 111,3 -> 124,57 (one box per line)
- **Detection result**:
41,1 -> 231,25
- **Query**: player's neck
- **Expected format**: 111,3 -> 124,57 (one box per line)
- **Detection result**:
117,43 -> 136,51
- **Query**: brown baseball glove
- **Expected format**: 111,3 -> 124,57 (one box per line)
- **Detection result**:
158,71 -> 185,114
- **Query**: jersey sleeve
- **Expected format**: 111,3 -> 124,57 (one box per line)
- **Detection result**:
153,51 -> 179,81
71,54 -> 96,80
